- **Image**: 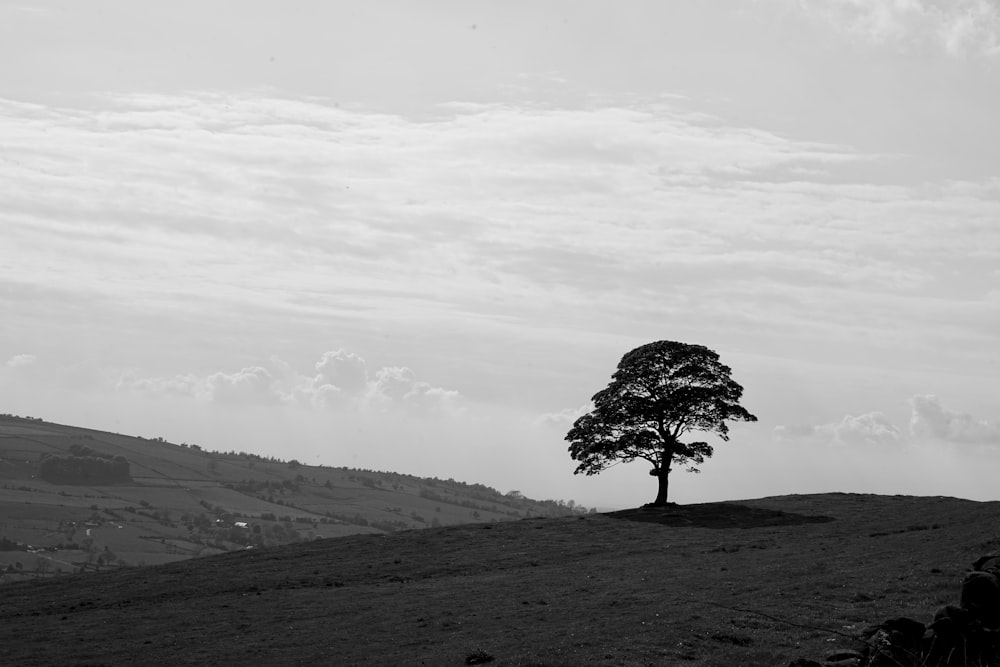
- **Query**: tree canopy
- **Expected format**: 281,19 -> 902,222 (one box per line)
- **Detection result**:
566,340 -> 757,506
38,452 -> 131,485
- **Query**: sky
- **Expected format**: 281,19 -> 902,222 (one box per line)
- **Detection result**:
1,0 -> 999,509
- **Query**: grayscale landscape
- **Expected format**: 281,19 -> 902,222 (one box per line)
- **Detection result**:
2,2 -> 999,665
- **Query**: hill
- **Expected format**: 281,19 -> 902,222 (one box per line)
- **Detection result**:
1,493 -> 998,665
0,414 -> 590,580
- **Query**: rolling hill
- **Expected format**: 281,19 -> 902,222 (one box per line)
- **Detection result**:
1,492 -> 998,665
0,414 -> 590,580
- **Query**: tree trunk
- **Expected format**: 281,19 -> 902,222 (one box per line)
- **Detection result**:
649,447 -> 673,506
650,469 -> 670,506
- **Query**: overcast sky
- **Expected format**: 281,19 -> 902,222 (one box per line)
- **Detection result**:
2,0 -> 999,509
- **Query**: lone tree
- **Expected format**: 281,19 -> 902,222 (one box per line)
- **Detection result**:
566,340 -> 757,506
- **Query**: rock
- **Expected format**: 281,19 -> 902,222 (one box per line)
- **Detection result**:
961,570 -> 1000,626
971,554 -> 1000,572
929,604 -> 972,637
802,555 -> 1000,667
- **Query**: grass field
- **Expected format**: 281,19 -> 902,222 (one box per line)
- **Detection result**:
1,492 -> 997,665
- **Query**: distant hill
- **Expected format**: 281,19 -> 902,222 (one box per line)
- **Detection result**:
0,414 -> 591,581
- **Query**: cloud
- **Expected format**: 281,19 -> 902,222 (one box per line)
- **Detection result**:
314,350 -> 368,394
123,372 -> 202,399
120,368 -> 285,405
909,394 -> 1000,444
5,354 -> 36,368
775,411 -> 904,447
118,366 -> 283,404
369,366 -> 462,414
796,0 -> 1000,57
206,366 -> 283,405
117,350 -> 460,414
0,95 -> 865,276
3,91 -> 1000,405
776,396 -> 1000,448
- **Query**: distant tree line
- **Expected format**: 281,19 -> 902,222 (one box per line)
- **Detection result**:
0,536 -> 81,553
39,446 -> 131,485
0,413 -> 44,422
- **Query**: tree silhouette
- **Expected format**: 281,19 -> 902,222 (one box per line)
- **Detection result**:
566,340 -> 757,506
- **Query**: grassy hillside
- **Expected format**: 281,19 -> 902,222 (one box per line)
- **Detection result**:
0,414 -> 590,580
1,493 -> 997,665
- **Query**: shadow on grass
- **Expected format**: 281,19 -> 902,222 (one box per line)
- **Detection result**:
604,502 -> 835,529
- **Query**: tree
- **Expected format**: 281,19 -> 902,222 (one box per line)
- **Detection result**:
566,340 -> 757,506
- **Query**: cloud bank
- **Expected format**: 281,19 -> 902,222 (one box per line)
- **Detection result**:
118,349 -> 461,415
775,411 -> 904,447
909,394 -> 1000,444
776,394 -> 1000,447
4,91 -> 999,401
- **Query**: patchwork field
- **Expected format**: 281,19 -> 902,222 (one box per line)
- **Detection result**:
0,415 -> 590,581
